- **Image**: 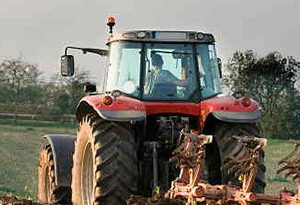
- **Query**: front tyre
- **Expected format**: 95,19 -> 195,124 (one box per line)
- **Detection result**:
71,115 -> 138,205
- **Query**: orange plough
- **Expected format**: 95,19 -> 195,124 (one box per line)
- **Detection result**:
128,129 -> 300,205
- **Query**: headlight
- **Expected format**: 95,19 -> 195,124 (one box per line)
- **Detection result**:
137,31 -> 147,39
196,32 -> 205,40
122,32 -> 136,39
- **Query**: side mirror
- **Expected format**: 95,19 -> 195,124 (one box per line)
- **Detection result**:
61,55 -> 74,76
217,58 -> 222,78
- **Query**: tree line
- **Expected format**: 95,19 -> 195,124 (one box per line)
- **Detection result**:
0,58 -> 89,115
1,52 -> 300,139
223,51 -> 300,139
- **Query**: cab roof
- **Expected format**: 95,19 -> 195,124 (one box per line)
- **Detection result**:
107,30 -> 215,44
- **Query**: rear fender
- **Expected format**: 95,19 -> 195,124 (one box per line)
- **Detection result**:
44,134 -> 76,187
76,95 -> 146,122
200,96 -> 260,129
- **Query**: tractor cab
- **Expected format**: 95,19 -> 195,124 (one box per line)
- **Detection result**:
105,30 -> 222,102
61,21 -> 222,102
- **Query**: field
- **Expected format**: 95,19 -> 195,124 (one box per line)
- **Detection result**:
0,120 -> 297,200
0,120 -> 75,199
264,138 -> 297,193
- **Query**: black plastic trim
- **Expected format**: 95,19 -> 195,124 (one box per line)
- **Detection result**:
212,111 -> 260,123
96,109 -> 146,122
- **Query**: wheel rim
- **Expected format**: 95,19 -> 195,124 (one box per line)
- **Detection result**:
82,143 -> 94,205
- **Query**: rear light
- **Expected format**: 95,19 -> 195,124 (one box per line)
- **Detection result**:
103,96 -> 113,105
241,97 -> 251,107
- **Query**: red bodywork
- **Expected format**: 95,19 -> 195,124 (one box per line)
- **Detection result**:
78,94 -> 259,130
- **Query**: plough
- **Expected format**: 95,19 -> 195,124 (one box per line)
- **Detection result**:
128,129 -> 300,205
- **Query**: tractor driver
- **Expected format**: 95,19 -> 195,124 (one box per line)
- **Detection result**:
144,54 -> 187,96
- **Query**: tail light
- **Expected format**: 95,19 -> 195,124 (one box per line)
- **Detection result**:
241,97 -> 251,107
103,96 -> 113,105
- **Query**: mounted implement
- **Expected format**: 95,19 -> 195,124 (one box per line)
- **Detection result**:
128,134 -> 300,205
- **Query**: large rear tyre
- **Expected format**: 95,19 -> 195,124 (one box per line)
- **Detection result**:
38,144 -> 71,204
71,115 -> 138,205
206,122 -> 266,193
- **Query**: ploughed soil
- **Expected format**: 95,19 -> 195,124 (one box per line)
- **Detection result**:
0,195 -> 42,205
0,194 -> 184,205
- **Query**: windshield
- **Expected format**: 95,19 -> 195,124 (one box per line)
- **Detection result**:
197,44 -> 221,98
143,43 -> 197,100
106,42 -> 142,97
105,42 -> 221,101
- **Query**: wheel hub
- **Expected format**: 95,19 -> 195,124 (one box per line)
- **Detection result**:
82,143 -> 94,205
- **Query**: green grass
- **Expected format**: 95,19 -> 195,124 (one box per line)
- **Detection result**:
0,120 -> 297,199
264,138 -> 297,194
0,119 -> 75,199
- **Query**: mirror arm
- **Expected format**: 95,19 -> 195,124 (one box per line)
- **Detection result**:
65,46 -> 108,56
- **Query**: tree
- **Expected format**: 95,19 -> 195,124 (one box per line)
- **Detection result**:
0,58 -> 91,115
0,58 -> 41,88
0,58 -> 42,103
48,69 -> 91,114
223,51 -> 300,138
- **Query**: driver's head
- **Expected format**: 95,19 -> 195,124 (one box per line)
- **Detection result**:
151,54 -> 163,69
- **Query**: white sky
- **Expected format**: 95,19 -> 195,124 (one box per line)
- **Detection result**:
0,0 -> 299,83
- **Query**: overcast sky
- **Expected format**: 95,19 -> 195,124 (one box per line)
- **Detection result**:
0,0 -> 299,83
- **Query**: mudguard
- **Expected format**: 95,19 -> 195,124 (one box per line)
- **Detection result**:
43,134 -> 76,187
76,94 -> 146,122
201,95 -> 260,127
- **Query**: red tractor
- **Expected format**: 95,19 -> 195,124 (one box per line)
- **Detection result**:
38,18 -> 265,205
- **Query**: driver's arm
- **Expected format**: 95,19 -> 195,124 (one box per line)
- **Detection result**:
172,80 -> 187,87
161,70 -> 187,87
